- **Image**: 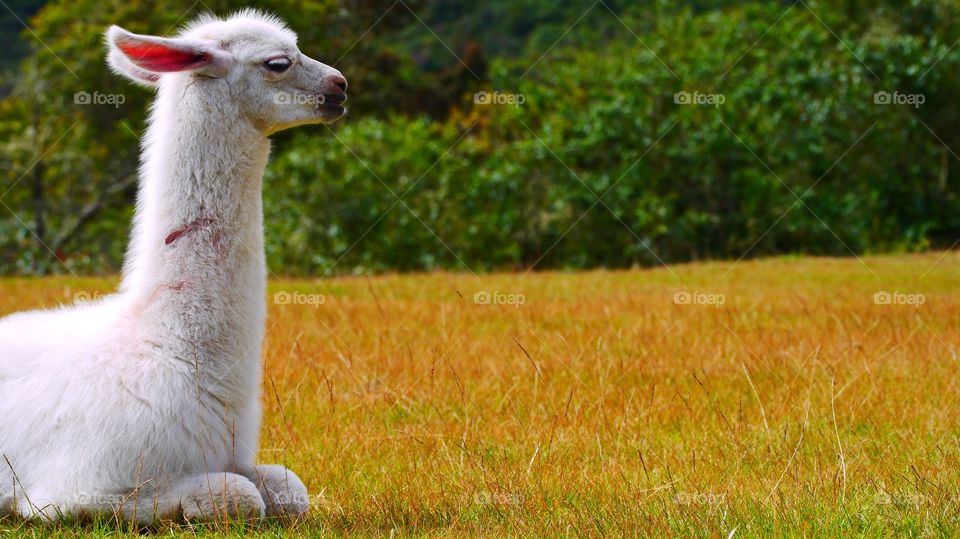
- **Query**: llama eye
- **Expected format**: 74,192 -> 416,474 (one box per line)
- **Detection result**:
264,57 -> 292,73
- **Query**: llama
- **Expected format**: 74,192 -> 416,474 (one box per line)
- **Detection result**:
0,10 -> 347,522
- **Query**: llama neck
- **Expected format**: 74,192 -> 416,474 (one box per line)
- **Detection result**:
120,80 -> 270,347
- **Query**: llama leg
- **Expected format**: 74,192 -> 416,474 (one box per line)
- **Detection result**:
0,488 -> 12,517
12,494 -> 64,521
141,473 -> 265,522
246,465 -> 309,517
28,474 -> 266,524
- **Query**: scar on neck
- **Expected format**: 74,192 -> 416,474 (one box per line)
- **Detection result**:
147,280 -> 187,305
165,217 -> 218,245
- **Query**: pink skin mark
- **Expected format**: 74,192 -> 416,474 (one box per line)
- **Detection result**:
116,40 -> 209,73
165,217 -> 218,245
147,281 -> 187,305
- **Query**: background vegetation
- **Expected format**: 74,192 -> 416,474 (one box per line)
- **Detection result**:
1,0 -> 958,275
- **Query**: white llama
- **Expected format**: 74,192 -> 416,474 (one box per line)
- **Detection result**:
0,10 -> 347,522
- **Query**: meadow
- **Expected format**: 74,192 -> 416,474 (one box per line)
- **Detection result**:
0,252 -> 958,537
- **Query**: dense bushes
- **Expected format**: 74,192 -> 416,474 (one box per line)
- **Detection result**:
3,1 -> 960,274
260,2 -> 960,274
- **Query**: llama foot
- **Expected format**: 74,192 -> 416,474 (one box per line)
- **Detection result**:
12,494 -> 64,522
176,473 -> 265,521
4,474 -> 265,524
0,494 -> 10,518
247,464 -> 309,517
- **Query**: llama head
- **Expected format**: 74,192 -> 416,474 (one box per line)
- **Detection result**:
105,10 -> 347,134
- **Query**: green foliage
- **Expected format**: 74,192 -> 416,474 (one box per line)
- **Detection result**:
259,1 -> 960,274
2,0 -> 959,274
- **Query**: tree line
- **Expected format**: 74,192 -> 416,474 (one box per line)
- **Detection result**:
1,0 -> 958,274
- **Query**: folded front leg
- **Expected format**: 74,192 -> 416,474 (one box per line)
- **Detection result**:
246,464 -> 309,517
170,472 -> 266,521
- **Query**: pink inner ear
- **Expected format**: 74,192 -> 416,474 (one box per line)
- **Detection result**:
117,40 -> 209,72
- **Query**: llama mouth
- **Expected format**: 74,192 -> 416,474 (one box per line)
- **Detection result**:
322,91 -> 347,105
317,100 -> 346,118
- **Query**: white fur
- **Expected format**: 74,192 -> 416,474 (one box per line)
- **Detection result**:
0,10 -> 345,523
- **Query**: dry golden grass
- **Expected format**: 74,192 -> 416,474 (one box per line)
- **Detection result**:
1,252 -> 959,537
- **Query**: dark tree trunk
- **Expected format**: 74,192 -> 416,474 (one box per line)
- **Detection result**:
31,96 -> 46,274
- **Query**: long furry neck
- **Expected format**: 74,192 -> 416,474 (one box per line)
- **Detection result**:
119,76 -> 270,365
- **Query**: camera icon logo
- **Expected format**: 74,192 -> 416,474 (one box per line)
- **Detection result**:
473,491 -> 492,505
874,91 -> 891,105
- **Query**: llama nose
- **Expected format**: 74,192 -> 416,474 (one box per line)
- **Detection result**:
324,74 -> 348,105
329,74 -> 347,93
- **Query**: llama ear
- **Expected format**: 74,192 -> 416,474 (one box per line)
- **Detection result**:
107,48 -> 161,87
105,25 -> 231,81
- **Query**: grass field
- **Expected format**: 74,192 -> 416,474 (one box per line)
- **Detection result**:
1,252 -> 959,537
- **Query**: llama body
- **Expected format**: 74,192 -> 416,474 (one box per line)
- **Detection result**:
0,11 -> 346,522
